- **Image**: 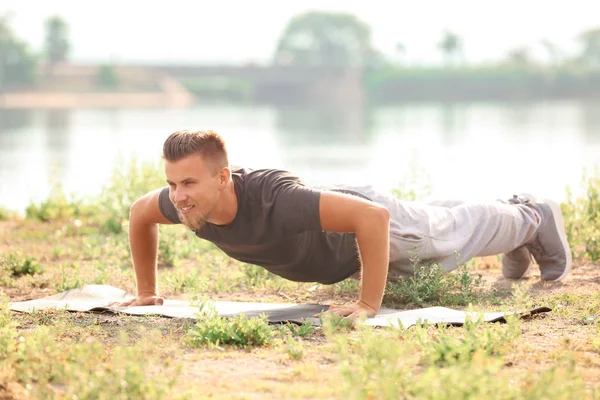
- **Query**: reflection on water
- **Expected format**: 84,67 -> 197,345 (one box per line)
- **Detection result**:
0,109 -> 34,132
273,105 -> 375,173
581,101 -> 600,144
44,110 -> 72,180
0,101 -> 599,213
439,103 -> 467,145
275,104 -> 370,141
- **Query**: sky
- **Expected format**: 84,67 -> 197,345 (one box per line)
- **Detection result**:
1,0 -> 598,66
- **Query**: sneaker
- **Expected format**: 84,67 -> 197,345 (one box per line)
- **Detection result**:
527,199 -> 572,281
502,245 -> 532,279
501,194 -> 536,279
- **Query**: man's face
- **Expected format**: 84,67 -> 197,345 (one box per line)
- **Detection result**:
164,154 -> 223,231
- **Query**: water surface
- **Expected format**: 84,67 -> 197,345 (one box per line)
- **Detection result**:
1,101 -> 598,213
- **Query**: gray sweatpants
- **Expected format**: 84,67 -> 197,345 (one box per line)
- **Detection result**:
332,185 -> 540,279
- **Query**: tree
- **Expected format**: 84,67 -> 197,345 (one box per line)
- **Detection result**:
437,30 -> 463,67
96,64 -> 118,88
395,42 -> 406,64
506,47 -> 532,67
0,14 -> 38,88
273,11 -> 373,68
541,38 -> 560,66
44,15 -> 70,65
578,27 -> 600,66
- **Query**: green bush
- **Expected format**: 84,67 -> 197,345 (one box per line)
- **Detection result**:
332,327 -> 414,399
0,292 -> 180,400
390,157 -> 433,201
0,206 -> 17,221
384,259 -> 486,308
414,313 -> 521,366
280,320 -> 315,338
24,157 -> 166,235
562,166 -> 600,262
3,325 -> 179,400
185,303 -> 274,348
330,317 -> 585,400
0,251 -> 43,277
94,156 -> 166,233
25,182 -> 90,222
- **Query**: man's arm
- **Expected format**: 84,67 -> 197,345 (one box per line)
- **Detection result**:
111,188 -> 174,307
318,191 -> 391,318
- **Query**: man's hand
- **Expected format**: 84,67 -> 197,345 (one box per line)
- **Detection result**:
318,300 -> 378,319
318,191 -> 391,316
109,294 -> 164,307
126,188 -> 175,308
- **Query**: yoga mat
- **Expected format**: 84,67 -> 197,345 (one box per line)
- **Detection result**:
8,285 -> 551,328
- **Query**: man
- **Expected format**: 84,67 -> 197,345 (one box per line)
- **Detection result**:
113,130 -> 572,318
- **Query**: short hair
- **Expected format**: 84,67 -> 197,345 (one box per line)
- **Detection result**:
162,130 -> 229,174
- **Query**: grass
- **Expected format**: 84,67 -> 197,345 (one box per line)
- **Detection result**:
1,159 -> 600,399
384,260 -> 497,308
562,165 -> 600,263
185,303 -> 274,349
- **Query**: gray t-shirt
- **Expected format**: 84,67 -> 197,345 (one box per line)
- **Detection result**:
158,167 -> 365,284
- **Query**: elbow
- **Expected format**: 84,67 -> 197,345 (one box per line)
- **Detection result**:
352,204 -> 390,240
363,204 -> 390,227
374,204 -> 391,225
377,204 -> 391,220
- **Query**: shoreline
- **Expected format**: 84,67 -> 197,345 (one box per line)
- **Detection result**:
0,91 -> 196,109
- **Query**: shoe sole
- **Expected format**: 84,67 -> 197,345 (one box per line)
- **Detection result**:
541,198 -> 572,282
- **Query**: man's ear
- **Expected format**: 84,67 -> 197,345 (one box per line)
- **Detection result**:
219,167 -> 231,188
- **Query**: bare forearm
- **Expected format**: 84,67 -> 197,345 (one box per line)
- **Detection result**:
356,208 -> 390,313
129,218 -> 160,296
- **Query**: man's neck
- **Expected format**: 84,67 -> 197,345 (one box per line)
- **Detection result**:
209,180 -> 238,227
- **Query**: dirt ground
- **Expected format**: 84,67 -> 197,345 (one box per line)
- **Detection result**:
2,218 -> 600,399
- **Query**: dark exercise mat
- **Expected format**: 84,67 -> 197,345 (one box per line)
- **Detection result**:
8,285 -> 551,328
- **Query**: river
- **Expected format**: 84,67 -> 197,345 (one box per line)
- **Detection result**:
1,100 -> 598,213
